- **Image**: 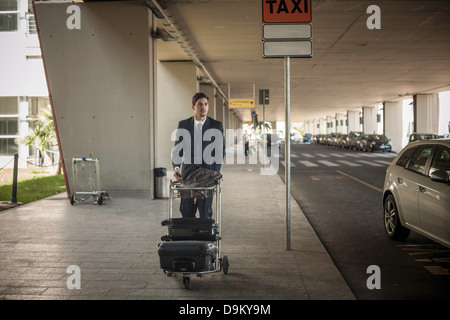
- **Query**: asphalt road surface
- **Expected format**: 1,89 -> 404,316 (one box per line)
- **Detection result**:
277,141 -> 450,300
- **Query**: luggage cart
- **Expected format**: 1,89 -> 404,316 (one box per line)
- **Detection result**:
69,157 -> 110,205
159,180 -> 229,289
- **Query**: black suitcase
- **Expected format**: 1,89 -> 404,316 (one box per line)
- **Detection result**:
160,218 -> 218,241
158,241 -> 217,272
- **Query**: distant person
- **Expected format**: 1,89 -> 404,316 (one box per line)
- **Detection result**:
244,131 -> 250,156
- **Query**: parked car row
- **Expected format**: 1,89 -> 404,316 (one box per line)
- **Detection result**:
311,131 -> 393,152
408,132 -> 450,143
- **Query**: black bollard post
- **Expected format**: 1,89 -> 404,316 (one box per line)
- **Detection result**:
11,153 -> 18,204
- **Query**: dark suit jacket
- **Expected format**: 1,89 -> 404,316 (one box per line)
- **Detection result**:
172,116 -> 225,179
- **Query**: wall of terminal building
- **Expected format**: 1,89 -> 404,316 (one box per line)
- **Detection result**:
155,61 -> 233,172
156,61 -> 199,171
35,1 -> 154,192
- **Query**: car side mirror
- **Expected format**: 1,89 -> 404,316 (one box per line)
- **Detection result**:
430,169 -> 449,183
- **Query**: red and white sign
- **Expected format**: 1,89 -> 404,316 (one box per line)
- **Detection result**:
262,0 -> 311,23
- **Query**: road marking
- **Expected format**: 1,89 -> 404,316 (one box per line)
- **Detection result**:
337,160 -> 362,167
316,153 -> 329,157
318,160 -> 339,167
357,160 -> 383,166
302,153 -> 314,158
298,160 -> 318,167
344,153 -> 360,157
310,175 -> 344,181
329,153 -> 345,158
424,266 -> 450,276
281,160 -> 296,167
335,170 -> 383,192
375,160 -> 392,165
358,153 -> 375,157
398,244 -> 450,276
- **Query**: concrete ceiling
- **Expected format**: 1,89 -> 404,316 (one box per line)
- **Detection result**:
154,0 -> 450,123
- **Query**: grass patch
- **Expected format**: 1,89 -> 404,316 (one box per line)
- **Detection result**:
0,174 -> 66,207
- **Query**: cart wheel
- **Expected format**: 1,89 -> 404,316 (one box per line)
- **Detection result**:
70,195 -> 75,205
183,276 -> 190,289
97,195 -> 103,205
222,256 -> 229,275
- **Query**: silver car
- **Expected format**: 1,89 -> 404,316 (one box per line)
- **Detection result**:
382,139 -> 450,247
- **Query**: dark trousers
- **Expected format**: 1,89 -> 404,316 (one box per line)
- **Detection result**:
180,197 -> 213,218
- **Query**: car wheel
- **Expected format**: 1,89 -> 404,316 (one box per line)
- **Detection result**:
383,194 -> 410,241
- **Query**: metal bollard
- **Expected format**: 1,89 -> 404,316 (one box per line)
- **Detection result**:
11,153 -> 18,204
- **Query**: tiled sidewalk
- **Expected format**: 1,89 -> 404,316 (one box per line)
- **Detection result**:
0,163 -> 354,300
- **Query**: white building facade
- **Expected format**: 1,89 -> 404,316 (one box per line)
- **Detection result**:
0,0 -> 49,169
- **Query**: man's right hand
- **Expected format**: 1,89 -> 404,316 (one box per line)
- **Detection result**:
174,167 -> 182,181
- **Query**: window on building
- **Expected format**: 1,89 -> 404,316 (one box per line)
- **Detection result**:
0,97 -> 19,155
0,118 -> 18,135
0,97 -> 18,114
0,138 -> 18,155
0,0 -> 19,32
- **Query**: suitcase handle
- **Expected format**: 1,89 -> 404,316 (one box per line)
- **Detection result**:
172,259 -> 196,272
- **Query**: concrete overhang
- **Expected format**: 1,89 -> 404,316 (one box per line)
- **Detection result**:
43,0 -> 450,122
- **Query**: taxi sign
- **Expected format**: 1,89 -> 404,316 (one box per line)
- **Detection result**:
228,99 -> 255,108
262,0 -> 311,23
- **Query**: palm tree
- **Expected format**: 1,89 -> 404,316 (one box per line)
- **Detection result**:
20,105 -> 60,174
250,121 -> 272,134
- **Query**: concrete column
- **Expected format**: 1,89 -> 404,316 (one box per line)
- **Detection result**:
304,120 -> 311,134
157,61 -> 198,169
336,113 -> 346,134
384,101 -> 404,152
313,119 -> 319,135
376,105 -> 384,134
438,91 -> 450,135
347,110 -> 362,132
200,84 -> 216,120
326,115 -> 334,133
319,117 -> 326,134
35,2 -> 154,192
363,106 -> 377,134
414,93 -> 439,134
216,97 -> 224,123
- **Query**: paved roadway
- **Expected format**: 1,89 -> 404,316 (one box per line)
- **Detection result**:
278,141 -> 450,300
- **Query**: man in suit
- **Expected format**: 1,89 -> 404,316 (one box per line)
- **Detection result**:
171,92 -> 225,218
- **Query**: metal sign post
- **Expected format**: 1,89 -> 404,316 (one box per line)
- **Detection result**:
262,0 -> 312,251
284,57 -> 291,250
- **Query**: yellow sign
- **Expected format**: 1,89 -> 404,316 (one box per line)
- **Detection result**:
228,99 -> 255,108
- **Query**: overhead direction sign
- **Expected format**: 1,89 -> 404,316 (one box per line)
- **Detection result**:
228,99 -> 255,109
262,0 -> 311,23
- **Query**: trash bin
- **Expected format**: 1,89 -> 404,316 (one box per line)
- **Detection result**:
154,167 -> 168,199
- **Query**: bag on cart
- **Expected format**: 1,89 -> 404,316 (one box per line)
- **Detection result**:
176,168 -> 222,199
158,240 -> 217,272
160,217 -> 218,241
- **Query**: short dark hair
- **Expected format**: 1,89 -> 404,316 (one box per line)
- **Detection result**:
192,92 -> 209,106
